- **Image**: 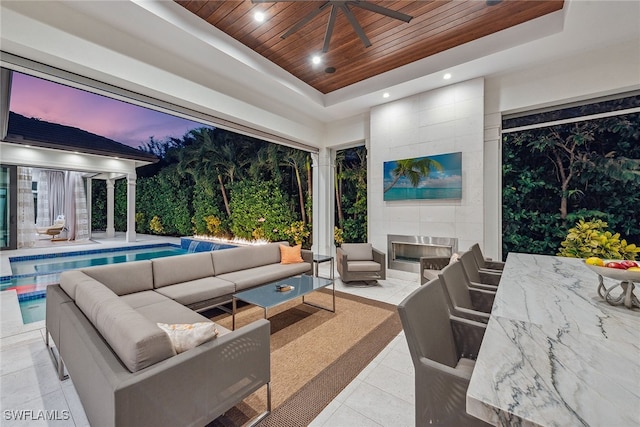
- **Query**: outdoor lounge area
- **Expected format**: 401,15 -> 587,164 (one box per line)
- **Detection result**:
1,0 -> 639,426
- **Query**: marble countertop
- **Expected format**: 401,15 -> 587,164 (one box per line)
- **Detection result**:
467,253 -> 640,426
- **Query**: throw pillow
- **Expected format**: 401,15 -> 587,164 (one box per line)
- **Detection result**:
157,322 -> 219,354
280,244 -> 303,264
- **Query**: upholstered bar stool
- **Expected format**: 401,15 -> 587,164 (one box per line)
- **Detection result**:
439,261 -> 496,323
469,243 -> 505,272
397,278 -> 491,426
459,251 -> 500,289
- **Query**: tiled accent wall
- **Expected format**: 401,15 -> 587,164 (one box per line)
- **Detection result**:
368,78 -> 485,270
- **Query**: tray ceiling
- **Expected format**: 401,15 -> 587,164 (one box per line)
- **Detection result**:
176,1 -> 564,94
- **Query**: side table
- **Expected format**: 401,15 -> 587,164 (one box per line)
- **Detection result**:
313,254 -> 334,280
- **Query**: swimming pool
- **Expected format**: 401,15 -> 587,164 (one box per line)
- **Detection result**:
2,244 -> 189,324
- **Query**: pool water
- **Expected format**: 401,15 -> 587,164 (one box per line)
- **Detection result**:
1,244 -> 189,324
10,245 -> 188,276
19,298 -> 47,324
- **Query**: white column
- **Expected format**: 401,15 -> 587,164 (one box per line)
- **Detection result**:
106,178 -> 115,238
86,178 -> 92,238
125,174 -> 136,243
311,148 -> 335,257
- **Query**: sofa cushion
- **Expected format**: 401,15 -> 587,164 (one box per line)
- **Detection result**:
152,252 -> 215,289
217,262 -> 311,291
347,260 -> 381,272
60,270 -> 101,300
154,277 -> 236,306
341,243 -> 373,261
75,280 -> 175,373
280,244 -> 303,264
212,242 -> 285,275
157,322 -> 219,354
120,290 -> 172,309
81,260 -> 154,296
135,299 -> 211,324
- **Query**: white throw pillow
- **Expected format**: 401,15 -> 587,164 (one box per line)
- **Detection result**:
157,322 -> 219,354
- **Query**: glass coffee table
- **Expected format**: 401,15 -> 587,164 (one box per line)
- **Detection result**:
232,274 -> 335,330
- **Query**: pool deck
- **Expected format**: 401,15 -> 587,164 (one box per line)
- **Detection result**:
1,232 -> 180,338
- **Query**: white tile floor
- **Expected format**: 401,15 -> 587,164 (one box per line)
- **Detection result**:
0,238 -> 419,426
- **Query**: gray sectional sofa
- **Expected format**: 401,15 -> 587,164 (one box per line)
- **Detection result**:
46,242 -> 312,427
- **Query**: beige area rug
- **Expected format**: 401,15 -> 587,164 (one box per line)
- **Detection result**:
206,289 -> 403,427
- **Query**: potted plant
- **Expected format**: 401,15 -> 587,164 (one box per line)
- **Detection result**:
558,219 -> 639,260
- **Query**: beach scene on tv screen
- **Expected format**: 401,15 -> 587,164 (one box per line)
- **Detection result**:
383,152 -> 462,201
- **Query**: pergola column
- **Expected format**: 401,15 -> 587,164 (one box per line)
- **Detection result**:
106,178 -> 115,238
125,174 -> 136,242
311,148 -> 334,257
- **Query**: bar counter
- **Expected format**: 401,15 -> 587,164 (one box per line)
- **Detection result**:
467,253 -> 640,426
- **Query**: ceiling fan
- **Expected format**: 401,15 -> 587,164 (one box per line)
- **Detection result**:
252,1 -> 413,53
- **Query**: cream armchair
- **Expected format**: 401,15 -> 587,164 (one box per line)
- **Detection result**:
36,215 -> 66,239
337,243 -> 386,283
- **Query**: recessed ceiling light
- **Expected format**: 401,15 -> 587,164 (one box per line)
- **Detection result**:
383,92 -> 390,98
443,73 -> 452,80
254,11 -> 265,23
311,55 -> 322,65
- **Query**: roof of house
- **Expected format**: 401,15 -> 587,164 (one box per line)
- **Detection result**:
5,111 -> 158,163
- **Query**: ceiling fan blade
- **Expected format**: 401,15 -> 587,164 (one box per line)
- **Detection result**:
340,3 -> 371,48
280,2 -> 331,39
348,1 -> 413,23
323,6 -> 339,53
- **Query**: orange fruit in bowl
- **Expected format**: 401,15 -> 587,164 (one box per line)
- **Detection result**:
628,266 -> 640,272
585,257 -> 605,267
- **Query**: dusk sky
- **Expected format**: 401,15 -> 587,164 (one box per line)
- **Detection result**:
9,72 -> 208,149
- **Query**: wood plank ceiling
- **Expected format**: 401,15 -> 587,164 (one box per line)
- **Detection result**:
176,1 -> 564,94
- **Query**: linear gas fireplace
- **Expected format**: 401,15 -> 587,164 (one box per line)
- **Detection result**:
387,235 -> 458,273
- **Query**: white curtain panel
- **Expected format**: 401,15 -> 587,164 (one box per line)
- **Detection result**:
71,172 -> 89,241
17,167 -> 36,248
49,170 -> 65,223
64,171 -> 75,240
36,169 -> 50,227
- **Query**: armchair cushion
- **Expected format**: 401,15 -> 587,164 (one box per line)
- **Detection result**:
341,243 -> 373,261
347,260 -> 381,272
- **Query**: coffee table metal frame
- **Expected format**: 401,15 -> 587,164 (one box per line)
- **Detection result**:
232,274 -> 335,330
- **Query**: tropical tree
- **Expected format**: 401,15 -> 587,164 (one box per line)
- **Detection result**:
177,128 -> 253,218
280,147 -> 310,224
335,146 -> 368,242
509,118 -> 640,222
334,150 -> 346,227
383,157 -> 443,193
503,110 -> 640,256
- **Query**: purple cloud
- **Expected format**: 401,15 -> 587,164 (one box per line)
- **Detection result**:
9,72 -> 208,148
